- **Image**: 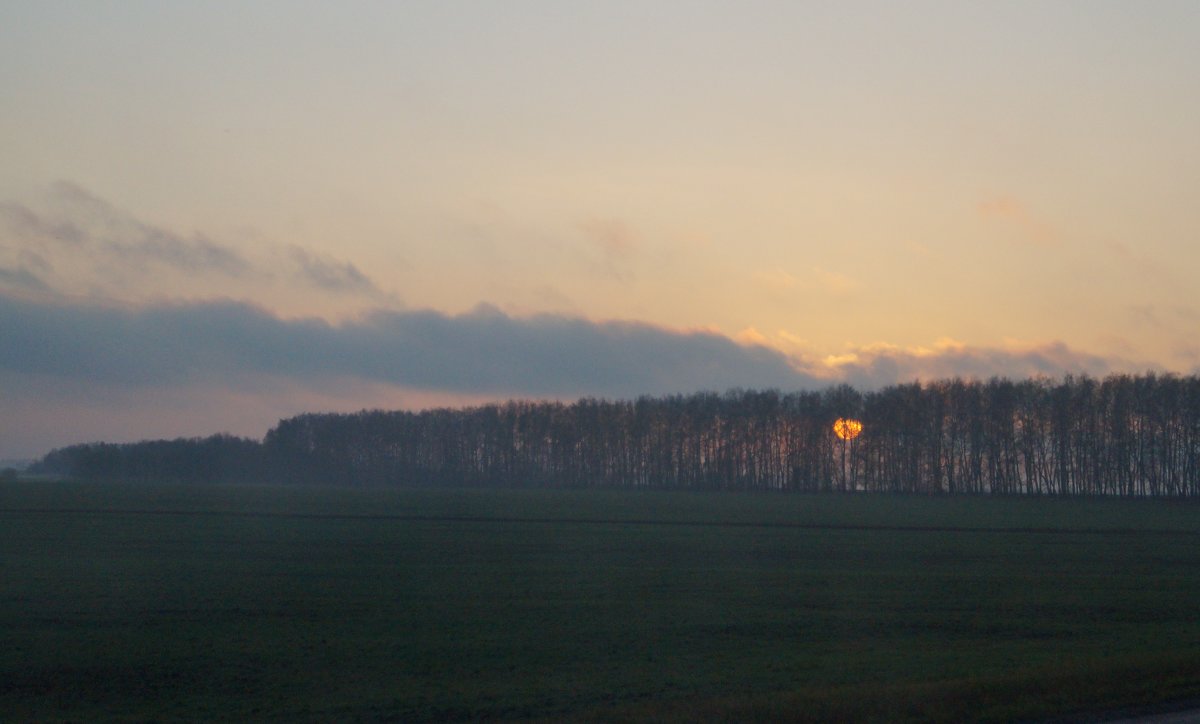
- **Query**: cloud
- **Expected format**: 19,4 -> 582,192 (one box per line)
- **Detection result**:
734,327 -> 770,346
287,245 -> 380,294
578,217 -> 636,258
0,182 -> 252,294
977,195 -> 1059,245
905,241 -> 931,257
577,217 -> 638,280
1173,342 -> 1200,366
754,268 -> 859,296
0,290 -> 1161,459
0,200 -> 87,246
29,181 -> 251,275
810,338 -> 1129,388
0,294 -> 814,398
0,266 -> 49,292
1128,304 -> 1160,327
977,196 -> 1023,219
0,182 -> 387,307
109,229 -> 248,276
813,267 -> 860,294
1104,241 -> 1183,289
1175,306 -> 1200,323
754,269 -> 798,291
1,287 -> 1147,405
1117,304 -> 1200,369
736,327 -> 812,358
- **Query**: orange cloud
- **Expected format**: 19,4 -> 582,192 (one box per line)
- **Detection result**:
576,217 -> 639,282
799,337 -> 1131,386
977,195 -> 1059,245
578,217 -> 637,257
753,269 -> 799,291
813,267 -> 860,294
734,326 -> 770,346
977,196 -> 1023,219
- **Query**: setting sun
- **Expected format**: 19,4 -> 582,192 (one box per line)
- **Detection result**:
833,418 -> 863,441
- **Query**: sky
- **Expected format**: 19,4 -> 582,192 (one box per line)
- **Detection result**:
2,1 -> 1199,459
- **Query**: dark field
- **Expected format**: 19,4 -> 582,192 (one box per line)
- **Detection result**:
4,483 -> 1200,721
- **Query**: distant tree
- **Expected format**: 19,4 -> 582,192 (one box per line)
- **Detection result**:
25,373 -> 1200,496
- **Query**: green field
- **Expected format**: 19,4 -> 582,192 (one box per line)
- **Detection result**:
4,482 -> 1200,721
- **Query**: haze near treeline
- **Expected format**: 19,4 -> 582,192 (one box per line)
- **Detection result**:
37,375 -> 1200,497
2,2 -> 1199,459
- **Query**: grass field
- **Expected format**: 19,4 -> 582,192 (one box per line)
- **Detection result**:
4,482 -> 1200,721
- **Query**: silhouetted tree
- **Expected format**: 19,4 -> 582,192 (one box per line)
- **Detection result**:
30,374 -> 1200,496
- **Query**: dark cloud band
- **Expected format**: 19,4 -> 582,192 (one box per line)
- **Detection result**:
0,295 -> 811,397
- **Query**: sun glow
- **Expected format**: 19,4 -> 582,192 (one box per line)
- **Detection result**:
833,418 -> 863,441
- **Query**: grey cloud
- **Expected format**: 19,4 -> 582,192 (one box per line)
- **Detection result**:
53,181 -> 251,276
1,289 -> 1152,402
1174,306 -> 1200,323
0,294 -> 813,397
0,183 -> 251,276
18,249 -> 52,273
578,218 -> 636,257
576,217 -> 639,282
1129,304 -> 1160,327
288,245 -> 379,294
829,341 -> 1124,389
1127,304 -> 1200,336
0,266 -> 49,292
0,182 -> 387,300
106,228 -> 249,276
1173,342 -> 1200,365
0,201 -> 87,245
48,179 -> 109,209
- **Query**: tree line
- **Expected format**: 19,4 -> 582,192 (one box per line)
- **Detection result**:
29,373 -> 1200,497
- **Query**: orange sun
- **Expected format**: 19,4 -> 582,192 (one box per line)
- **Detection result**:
833,418 -> 863,441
